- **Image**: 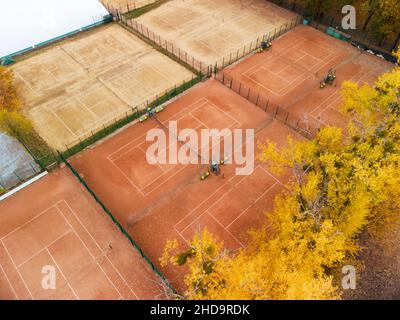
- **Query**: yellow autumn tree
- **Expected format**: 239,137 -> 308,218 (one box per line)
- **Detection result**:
161,54 -> 400,300
0,66 -> 21,112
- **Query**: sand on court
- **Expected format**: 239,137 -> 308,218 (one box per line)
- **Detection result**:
135,0 -> 298,66
12,23 -> 194,151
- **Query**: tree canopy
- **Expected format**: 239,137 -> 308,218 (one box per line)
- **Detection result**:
161,53 -> 400,300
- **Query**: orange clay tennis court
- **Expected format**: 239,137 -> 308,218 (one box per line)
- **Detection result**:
0,169 -> 169,300
69,79 -> 303,290
223,25 -> 394,128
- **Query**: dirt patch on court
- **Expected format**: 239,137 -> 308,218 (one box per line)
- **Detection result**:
12,23 -> 193,151
70,79 -> 304,291
0,168 -> 169,300
223,25 -> 394,128
135,0 -> 298,66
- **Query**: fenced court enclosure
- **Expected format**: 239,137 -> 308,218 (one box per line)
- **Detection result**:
101,0 -> 158,14
133,0 -> 298,66
12,23 -> 194,151
0,168 -> 169,300
221,25 -> 394,128
0,133 -> 41,191
69,79 -> 304,289
0,0 -> 396,300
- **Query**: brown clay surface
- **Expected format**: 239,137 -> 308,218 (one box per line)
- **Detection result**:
223,25 -> 394,128
136,0 -> 298,66
70,79 -> 303,291
12,23 -> 193,151
0,168 -> 168,300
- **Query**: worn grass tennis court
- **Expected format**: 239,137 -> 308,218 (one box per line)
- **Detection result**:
135,0 -> 298,66
12,23 -> 194,151
223,25 -> 394,128
0,168 -> 168,300
69,79 -> 303,289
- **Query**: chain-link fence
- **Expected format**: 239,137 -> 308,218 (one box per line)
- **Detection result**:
215,71 -> 319,139
214,15 -> 301,71
59,152 -> 176,296
120,16 -> 211,76
0,14 -> 113,65
101,0 -> 158,15
269,0 -> 398,56
60,74 -> 201,158
0,162 -> 42,192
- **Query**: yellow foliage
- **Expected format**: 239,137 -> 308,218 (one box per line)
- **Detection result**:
162,52 -> 400,300
0,66 -> 21,112
0,110 -> 33,140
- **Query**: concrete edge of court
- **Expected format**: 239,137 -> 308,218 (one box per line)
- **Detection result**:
0,171 -> 48,202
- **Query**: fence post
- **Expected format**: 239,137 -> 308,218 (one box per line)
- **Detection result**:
274,106 -> 279,118
14,171 -> 23,182
295,119 -> 301,130
29,162 -> 38,174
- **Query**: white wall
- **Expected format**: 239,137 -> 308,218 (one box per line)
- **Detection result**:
0,0 -> 109,57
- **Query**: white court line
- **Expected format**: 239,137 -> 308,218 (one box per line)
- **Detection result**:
110,122 -> 205,196
174,172 -> 240,232
109,96 -> 244,196
258,165 -> 284,186
308,69 -> 364,115
46,248 -> 80,300
226,181 -> 279,230
60,201 -> 139,300
204,98 -> 243,126
106,99 -> 210,195
107,98 -> 208,159
13,70 -> 37,97
0,261 -> 19,299
0,239 -> 34,299
77,98 -> 98,120
17,230 -> 73,269
0,171 -> 48,203
55,204 -> 124,300
46,107 -> 79,139
242,69 -> 296,98
206,210 -> 245,249
1,200 -> 63,240
137,145 -> 168,174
